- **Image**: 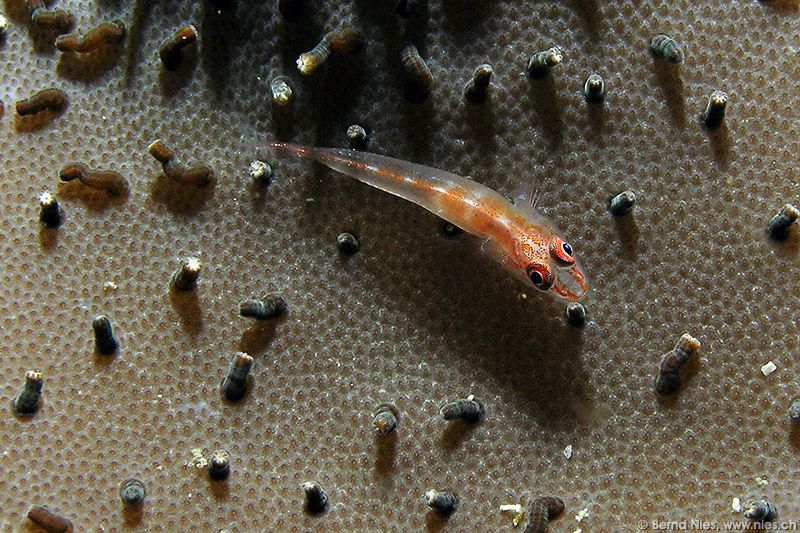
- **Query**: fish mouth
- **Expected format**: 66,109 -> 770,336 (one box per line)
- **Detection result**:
552,266 -> 589,301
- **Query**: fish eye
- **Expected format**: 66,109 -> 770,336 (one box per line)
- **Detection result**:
526,263 -> 554,290
549,238 -> 576,266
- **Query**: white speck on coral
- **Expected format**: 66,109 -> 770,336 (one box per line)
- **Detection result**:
575,508 -> 589,522
732,497 -> 741,513
760,361 -> 777,376
563,444 -> 573,459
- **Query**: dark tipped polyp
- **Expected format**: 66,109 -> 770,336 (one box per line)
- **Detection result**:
239,294 -> 287,320
583,73 -> 605,102
221,352 -> 253,401
702,91 -> 727,129
119,478 -> 146,506
336,232 -> 360,254
58,163 -> 128,197
789,398 -> 800,422
30,8 -> 74,32
14,371 -> 43,416
654,333 -> 700,396
526,46 -> 563,78
16,87 -> 68,115
439,396 -> 484,423
159,25 -> 198,70
249,160 -> 273,183
55,20 -> 126,54
534,495 -> 565,519
270,76 -> 293,106
93,315 -> 119,355
767,204 -> 798,240
302,481 -> 328,514
208,450 -> 231,480
744,500 -> 777,522
170,257 -> 201,291
565,302 -> 586,327
373,403 -> 399,435
347,125 -> 367,148
400,42 -> 432,103
38,192 -> 62,228
27,505 -> 73,533
650,34 -> 684,64
526,495 -> 565,531
463,64 -> 493,104
608,191 -> 636,216
426,489 -> 457,515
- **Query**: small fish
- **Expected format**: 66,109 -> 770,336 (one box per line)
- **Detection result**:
271,143 -> 588,301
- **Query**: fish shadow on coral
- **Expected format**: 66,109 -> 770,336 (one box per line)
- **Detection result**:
123,0 -> 152,87
440,0 -> 496,45
652,60 -> 686,129
149,173 -> 215,216
277,5 -> 322,72
568,0 -> 602,52
295,157 -> 591,429
463,98 -> 499,155
270,102 -> 298,141
124,0 -> 197,87
200,0 -> 249,97
363,229 -> 591,429
310,55 -> 369,145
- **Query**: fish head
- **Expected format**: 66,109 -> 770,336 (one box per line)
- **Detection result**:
504,190 -> 589,301
508,212 -> 588,301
